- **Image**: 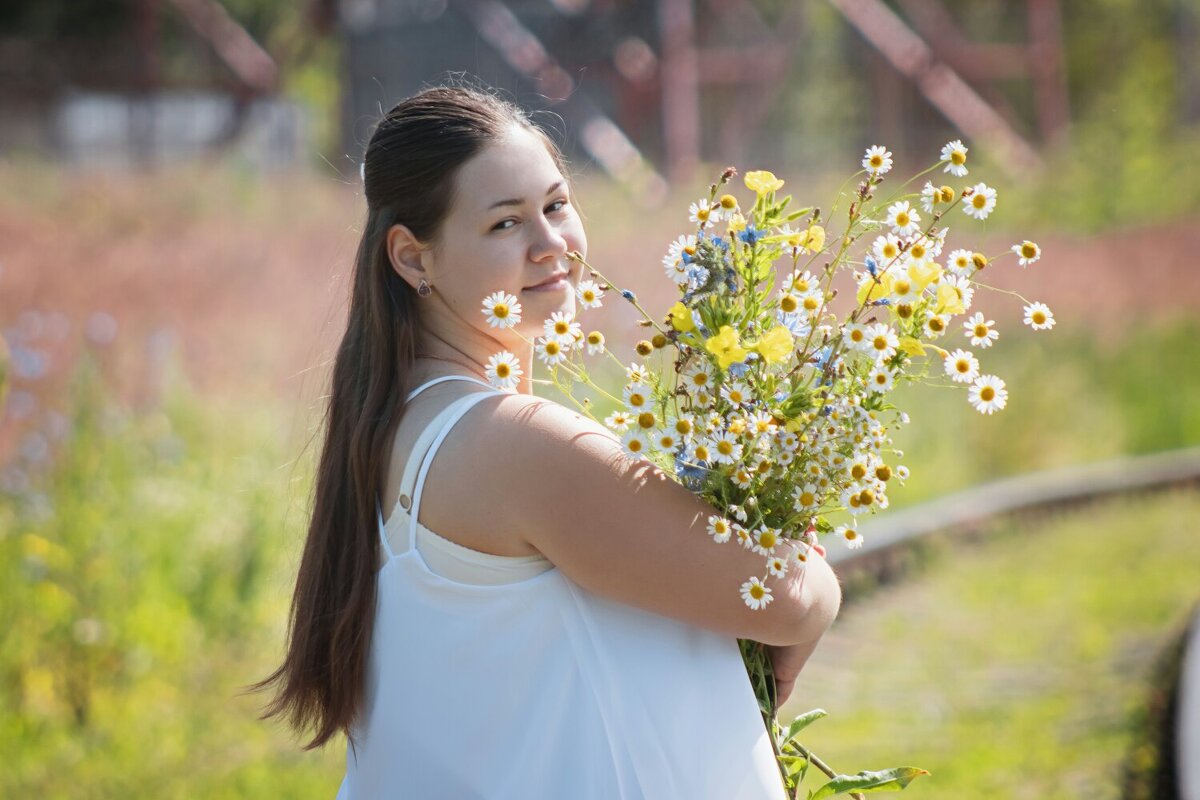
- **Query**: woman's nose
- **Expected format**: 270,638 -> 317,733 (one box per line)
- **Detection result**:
530,215 -> 569,260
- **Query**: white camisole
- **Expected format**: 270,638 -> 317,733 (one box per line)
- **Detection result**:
335,374 -> 787,799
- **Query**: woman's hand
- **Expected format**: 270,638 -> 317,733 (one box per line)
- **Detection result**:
769,525 -> 827,708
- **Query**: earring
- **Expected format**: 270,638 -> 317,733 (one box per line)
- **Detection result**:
417,278 -> 432,297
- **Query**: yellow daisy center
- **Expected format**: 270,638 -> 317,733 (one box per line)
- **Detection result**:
496,364 -> 510,378
697,207 -> 710,221
803,296 -> 820,311
493,304 -> 509,318
717,440 -> 733,455
1021,242 -> 1038,258
929,317 -> 945,332
883,243 -> 898,259
799,491 -> 815,506
780,295 -> 798,313
851,464 -> 866,479
846,529 -> 859,540
873,336 -> 889,351
876,465 -> 892,480
974,324 -> 989,337
894,279 -> 911,295
874,373 -> 888,385
956,359 -> 971,373
694,445 -> 710,461
545,340 -> 561,354
749,584 -> 764,599
795,279 -> 810,292
910,243 -> 926,259
1032,311 -> 1047,324
858,489 -> 874,505
980,386 -> 996,401
897,304 -> 913,319
940,186 -> 955,203
587,331 -> 602,344
674,419 -> 692,435
691,373 -> 709,386
629,392 -> 646,407
972,253 -> 988,269
759,530 -> 778,548
719,194 -> 737,209
850,329 -> 865,343
638,412 -> 656,429
554,320 -> 569,334
951,151 -> 966,165
582,290 -> 595,302
628,438 -> 642,452
869,154 -> 883,168
895,211 -> 910,227
972,194 -> 987,209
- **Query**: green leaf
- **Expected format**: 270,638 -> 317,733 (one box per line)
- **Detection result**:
782,708 -> 827,744
780,754 -> 809,778
809,767 -> 931,799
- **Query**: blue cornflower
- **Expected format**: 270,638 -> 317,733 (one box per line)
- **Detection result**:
818,404 -> 833,417
871,298 -> 891,306
865,255 -> 878,277
813,344 -> 833,370
621,289 -> 637,301
738,224 -> 760,245
727,361 -> 750,378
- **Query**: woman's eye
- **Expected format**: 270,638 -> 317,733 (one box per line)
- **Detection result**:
491,200 -> 568,232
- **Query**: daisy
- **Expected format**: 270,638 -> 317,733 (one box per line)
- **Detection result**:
862,145 -> 894,176
605,409 -> 633,432
866,365 -> 895,393
886,200 -> 922,237
836,520 -> 864,549
1011,240 -> 1041,267
843,322 -> 870,351
683,362 -> 713,392
792,483 -> 819,511
920,181 -> 939,215
798,290 -> 825,317
653,430 -> 679,452
778,430 -> 800,452
625,362 -> 651,384
665,414 -> 696,441
747,410 -> 777,437
963,182 -> 997,220
872,233 -> 903,265
575,279 -> 605,309
1023,301 -> 1056,331
782,269 -> 818,294
728,503 -> 749,523
484,351 -> 523,391
584,330 -> 606,355
946,248 -> 974,277
535,336 -> 568,366
766,555 -> 789,579
480,291 -> 522,329
922,313 -> 950,339
896,465 -> 910,481
709,431 -> 744,465
741,576 -> 774,610
790,545 -> 811,569
943,348 -> 980,383
721,380 -> 751,408
623,382 -> 652,410
963,311 -> 999,348
621,429 -> 651,459
969,374 -> 1008,414
707,515 -> 733,543
662,234 -> 698,284
544,310 -> 581,346
687,440 -> 713,465
887,267 -> 919,304
939,273 -> 975,310
752,526 -> 782,556
940,139 -> 969,177
688,198 -> 719,228
731,468 -> 754,489
864,322 -> 899,362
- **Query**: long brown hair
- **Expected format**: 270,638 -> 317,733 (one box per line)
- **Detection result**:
244,80 -> 574,751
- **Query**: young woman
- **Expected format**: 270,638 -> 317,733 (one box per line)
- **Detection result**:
250,82 -> 843,798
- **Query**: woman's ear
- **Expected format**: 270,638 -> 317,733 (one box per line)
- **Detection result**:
386,223 -> 430,290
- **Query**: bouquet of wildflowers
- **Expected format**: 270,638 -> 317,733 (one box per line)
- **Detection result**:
477,140 -> 1052,798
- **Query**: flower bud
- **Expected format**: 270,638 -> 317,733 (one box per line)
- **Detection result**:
635,340 -> 653,356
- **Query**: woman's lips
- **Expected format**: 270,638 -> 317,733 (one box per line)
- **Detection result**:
525,274 -> 569,292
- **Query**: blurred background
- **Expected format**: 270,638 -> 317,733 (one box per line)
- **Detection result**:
1,0 -> 1197,797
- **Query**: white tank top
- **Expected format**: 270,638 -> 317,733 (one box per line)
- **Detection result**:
335,375 -> 787,799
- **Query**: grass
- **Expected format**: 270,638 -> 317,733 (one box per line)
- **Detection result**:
787,487 -> 1200,799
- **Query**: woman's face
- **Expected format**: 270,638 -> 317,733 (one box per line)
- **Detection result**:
425,124 -> 588,346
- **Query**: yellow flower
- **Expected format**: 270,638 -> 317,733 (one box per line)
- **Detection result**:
705,325 -> 749,369
935,284 -> 965,315
747,325 -> 794,364
857,272 -> 894,306
907,259 -> 942,291
800,225 -> 825,253
727,212 -> 747,233
745,170 -> 785,195
898,336 -> 926,356
668,301 -> 696,333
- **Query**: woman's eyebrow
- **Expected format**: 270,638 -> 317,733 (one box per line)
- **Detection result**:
486,180 -> 564,210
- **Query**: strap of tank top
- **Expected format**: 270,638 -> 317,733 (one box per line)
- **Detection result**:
376,374 -> 501,562
406,374 -> 496,402
407,389 -> 503,552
